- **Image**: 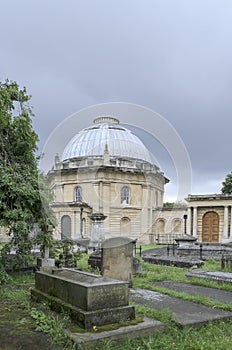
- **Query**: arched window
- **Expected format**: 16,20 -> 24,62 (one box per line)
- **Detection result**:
61,215 -> 71,239
121,186 -> 130,204
75,186 -> 82,202
120,217 -> 131,235
156,219 -> 165,234
173,219 -> 182,233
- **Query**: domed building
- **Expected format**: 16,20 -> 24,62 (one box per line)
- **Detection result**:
48,116 -> 169,243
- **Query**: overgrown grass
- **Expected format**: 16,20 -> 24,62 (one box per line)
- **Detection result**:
7,271 -> 35,285
140,244 -> 167,251
2,251 -> 232,350
0,286 -> 31,307
140,261 -> 232,291
97,320 -> 232,350
133,277 -> 232,312
132,261 -> 232,313
141,262 -> 188,282
3,280 -> 232,350
130,302 -> 177,326
0,283 -> 76,349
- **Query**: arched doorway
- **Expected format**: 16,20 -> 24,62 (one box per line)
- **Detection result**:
61,215 -> 71,239
120,217 -> 131,235
202,211 -> 219,243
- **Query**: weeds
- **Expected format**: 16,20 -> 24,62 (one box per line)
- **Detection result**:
30,307 -> 75,349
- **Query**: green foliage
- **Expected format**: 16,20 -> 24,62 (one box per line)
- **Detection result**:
0,264 -> 12,284
30,308 -> 74,347
163,202 -> 175,208
221,171 -> 232,194
0,282 -> 75,349
0,79 -> 56,269
163,201 -> 187,208
0,287 -> 30,308
53,239 -> 83,268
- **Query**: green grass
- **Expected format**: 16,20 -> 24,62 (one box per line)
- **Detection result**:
140,244 -> 167,251
7,271 -> 35,285
3,281 -> 232,350
2,256 -> 232,350
141,262 -> 188,282
0,281 -> 76,349
132,261 -> 232,311
130,302 -> 177,326
97,320 -> 232,350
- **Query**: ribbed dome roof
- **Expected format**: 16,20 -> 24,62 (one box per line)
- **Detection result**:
61,116 -> 154,164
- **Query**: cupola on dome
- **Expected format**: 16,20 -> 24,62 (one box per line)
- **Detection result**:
61,116 -> 154,164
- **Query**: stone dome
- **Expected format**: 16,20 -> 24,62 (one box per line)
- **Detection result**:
61,116 -> 154,164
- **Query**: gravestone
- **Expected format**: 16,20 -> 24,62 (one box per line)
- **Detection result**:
102,237 -> 134,286
31,268 -> 135,329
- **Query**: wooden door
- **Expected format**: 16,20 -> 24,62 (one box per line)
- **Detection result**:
202,211 -> 219,243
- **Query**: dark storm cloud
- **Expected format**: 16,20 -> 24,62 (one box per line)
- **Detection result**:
1,0 -> 232,200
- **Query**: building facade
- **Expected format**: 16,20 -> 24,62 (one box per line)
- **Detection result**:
1,117 -> 231,245
48,116 -> 232,245
48,116 -> 169,243
186,194 -> 232,244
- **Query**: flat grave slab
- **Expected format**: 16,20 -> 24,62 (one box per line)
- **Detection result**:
130,288 -> 232,327
143,255 -> 204,268
187,270 -> 232,284
155,281 -> 232,304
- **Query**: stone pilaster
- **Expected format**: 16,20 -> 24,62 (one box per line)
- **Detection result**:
193,207 -> 198,236
223,206 -> 229,238
187,207 -> 192,235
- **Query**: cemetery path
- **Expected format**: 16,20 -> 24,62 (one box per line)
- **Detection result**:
155,281 -> 232,304
130,287 -> 232,327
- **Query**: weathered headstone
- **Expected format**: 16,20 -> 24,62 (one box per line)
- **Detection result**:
102,237 -> 134,286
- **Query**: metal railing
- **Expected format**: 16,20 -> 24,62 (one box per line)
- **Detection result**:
155,233 -> 182,244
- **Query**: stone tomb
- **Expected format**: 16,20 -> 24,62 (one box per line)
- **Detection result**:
31,268 -> 135,329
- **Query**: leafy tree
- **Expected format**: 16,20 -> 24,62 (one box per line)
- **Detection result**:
163,202 -> 175,208
221,172 -> 232,194
163,201 -> 187,208
0,80 -> 55,269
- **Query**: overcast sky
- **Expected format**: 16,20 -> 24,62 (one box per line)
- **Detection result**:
1,0 -> 232,201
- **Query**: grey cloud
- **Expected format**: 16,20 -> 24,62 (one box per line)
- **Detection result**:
1,0 -> 232,200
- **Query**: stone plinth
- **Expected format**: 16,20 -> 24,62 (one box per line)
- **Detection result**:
37,257 -> 55,269
175,234 -> 197,247
31,268 -> 135,329
102,237 -> 134,286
